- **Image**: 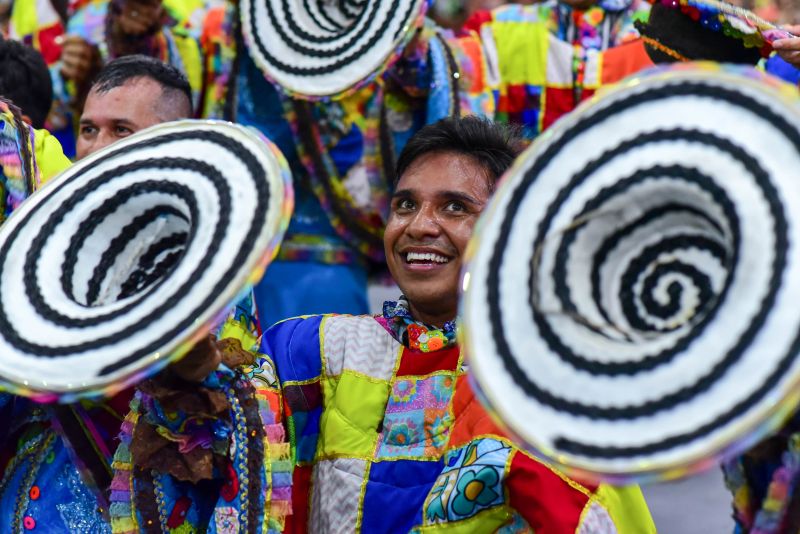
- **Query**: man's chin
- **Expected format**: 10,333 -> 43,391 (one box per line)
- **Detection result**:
399,288 -> 458,318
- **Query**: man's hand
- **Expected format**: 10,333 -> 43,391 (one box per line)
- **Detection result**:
113,0 -> 164,36
772,25 -> 800,69
59,35 -> 100,85
169,335 -> 223,383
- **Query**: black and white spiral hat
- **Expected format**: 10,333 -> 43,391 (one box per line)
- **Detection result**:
461,64 -> 800,481
0,120 -> 292,402
241,0 -> 427,98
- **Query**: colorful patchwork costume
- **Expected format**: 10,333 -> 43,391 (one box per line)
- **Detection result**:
199,3 -> 495,326
251,299 -> 656,532
0,294 -> 281,533
467,0 -> 654,136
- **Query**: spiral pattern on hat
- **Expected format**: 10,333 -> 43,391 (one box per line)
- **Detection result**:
0,121 -> 289,398
241,0 -> 425,97
461,67 -> 800,479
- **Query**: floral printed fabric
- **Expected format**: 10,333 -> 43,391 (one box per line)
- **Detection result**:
423,439 -> 511,524
377,375 -> 455,458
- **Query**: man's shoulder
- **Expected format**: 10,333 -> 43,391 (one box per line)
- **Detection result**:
265,313 -> 388,351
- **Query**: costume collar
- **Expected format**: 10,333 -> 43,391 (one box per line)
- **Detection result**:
382,297 -> 457,352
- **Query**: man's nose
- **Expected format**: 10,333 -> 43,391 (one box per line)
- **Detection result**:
405,205 -> 441,239
91,131 -> 117,155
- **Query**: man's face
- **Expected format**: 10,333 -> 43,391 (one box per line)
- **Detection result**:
76,77 -> 167,160
384,151 -> 492,325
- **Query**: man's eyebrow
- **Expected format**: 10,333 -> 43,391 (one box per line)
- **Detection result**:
391,188 -> 482,206
392,188 -> 415,199
438,190 -> 482,205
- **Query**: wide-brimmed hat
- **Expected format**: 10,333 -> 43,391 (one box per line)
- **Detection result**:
240,0 -> 428,99
461,64 -> 800,482
0,120 -> 292,402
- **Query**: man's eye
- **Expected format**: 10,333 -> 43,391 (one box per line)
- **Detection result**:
445,201 -> 466,212
80,126 -> 96,136
115,126 -> 133,136
396,198 -> 415,211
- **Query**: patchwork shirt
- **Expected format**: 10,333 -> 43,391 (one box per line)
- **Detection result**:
262,314 -> 656,532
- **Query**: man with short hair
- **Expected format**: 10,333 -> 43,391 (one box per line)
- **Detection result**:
0,54 -> 261,533
76,54 -> 193,159
121,116 -> 656,531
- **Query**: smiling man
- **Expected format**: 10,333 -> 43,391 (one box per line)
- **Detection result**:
234,117 -> 655,531
76,54 -> 192,160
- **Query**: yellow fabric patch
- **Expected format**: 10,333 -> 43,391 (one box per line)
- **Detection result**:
10,1 -> 37,39
596,483 -> 657,533
34,128 -> 71,186
318,371 -> 389,458
218,318 -> 259,352
173,35 -> 203,97
492,21 -> 549,86
415,505 -> 512,532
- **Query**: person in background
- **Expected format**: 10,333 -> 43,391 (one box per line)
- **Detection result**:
464,0 -> 653,136
33,0 -> 203,158
0,38 -> 70,184
0,54 -> 266,533
76,53 -> 192,159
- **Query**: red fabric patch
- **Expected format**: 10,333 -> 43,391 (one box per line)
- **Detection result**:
507,84 -> 531,114
507,452 -> 596,533
166,496 -> 192,528
37,23 -> 65,65
462,10 -> 494,34
285,465 -> 313,533
542,87 -> 578,132
448,375 -> 508,449
600,39 -> 654,85
396,345 -> 460,377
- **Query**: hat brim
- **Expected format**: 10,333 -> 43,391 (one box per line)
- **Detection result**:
0,120 -> 293,402
461,64 -> 800,483
241,0 -> 427,99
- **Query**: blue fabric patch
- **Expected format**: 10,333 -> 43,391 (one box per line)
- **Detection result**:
291,406 -> 322,463
361,459 -> 444,533
329,124 -> 364,177
766,55 -> 800,85
262,316 -> 324,383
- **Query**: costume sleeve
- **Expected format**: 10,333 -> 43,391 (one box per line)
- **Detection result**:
110,291 -> 293,533
260,315 -> 326,532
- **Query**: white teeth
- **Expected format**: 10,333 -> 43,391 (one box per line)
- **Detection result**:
406,252 -> 450,263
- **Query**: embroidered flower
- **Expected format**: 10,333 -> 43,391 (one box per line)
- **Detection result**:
220,462 -> 240,502
167,496 -> 193,528
214,507 -> 240,534
382,297 -> 456,352
452,467 -> 501,517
